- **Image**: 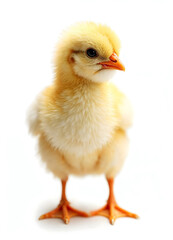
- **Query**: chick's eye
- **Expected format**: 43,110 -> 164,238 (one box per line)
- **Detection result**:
86,48 -> 98,58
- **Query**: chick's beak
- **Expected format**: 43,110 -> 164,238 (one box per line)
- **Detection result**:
99,52 -> 125,71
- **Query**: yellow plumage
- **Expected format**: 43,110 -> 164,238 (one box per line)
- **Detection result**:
27,22 -> 137,224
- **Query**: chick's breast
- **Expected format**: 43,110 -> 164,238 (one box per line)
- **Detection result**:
39,83 -> 118,156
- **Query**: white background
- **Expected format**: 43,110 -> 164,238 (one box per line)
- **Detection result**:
1,0 -> 173,239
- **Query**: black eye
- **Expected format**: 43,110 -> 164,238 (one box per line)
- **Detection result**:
86,48 -> 98,58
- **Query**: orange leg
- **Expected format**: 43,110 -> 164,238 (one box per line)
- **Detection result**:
90,178 -> 139,225
39,178 -> 88,224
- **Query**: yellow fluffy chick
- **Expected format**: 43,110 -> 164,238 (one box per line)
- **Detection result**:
28,22 -> 138,225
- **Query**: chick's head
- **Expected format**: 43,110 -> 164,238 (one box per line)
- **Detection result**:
55,22 -> 125,83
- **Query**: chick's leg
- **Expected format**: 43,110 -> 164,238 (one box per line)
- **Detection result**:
90,178 -> 138,225
39,178 -> 88,224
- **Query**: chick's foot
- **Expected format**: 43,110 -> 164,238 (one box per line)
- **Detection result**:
90,200 -> 138,225
39,179 -> 88,224
90,178 -> 138,225
39,199 -> 88,224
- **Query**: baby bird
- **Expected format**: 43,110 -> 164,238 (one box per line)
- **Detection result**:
28,22 -> 138,225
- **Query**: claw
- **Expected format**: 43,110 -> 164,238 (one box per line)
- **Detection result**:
64,218 -> 69,224
110,218 -> 115,225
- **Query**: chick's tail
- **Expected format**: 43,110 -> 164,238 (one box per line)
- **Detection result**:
27,95 -> 41,136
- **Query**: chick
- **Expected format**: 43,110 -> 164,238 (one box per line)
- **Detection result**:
28,22 -> 138,225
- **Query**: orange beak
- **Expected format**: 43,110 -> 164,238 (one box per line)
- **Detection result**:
99,52 -> 125,71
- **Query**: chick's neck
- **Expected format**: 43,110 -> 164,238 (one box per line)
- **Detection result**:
54,61 -> 104,92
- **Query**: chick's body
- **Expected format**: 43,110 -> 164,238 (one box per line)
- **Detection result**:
28,22 -> 137,224
32,81 -> 131,179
